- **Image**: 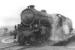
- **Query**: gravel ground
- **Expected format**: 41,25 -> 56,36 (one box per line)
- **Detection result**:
0,36 -> 75,50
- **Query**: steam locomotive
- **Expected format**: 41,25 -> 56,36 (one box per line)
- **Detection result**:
12,5 -> 74,46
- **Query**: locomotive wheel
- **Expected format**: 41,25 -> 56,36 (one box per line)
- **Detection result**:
17,34 -> 25,45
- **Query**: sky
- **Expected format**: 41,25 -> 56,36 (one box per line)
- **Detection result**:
0,0 -> 75,28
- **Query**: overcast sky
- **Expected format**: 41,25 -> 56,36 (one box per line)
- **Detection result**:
0,0 -> 75,28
